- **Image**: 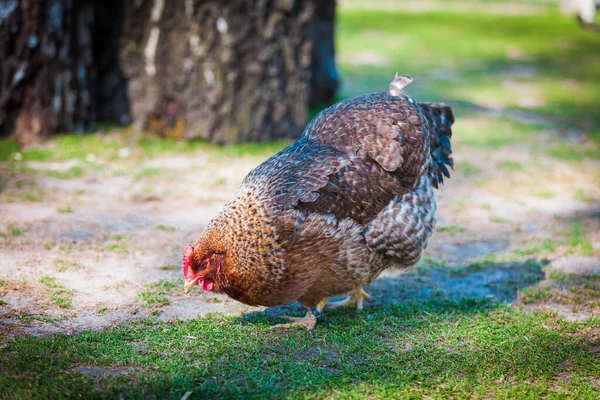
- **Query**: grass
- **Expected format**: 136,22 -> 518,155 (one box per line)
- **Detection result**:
134,167 -> 167,181
1,300 -> 599,398
415,257 -> 447,274
454,161 -> 481,177
490,215 -> 510,224
9,227 -> 23,237
497,160 -> 525,171
566,221 -> 594,256
465,254 -> 500,272
514,239 -> 558,256
513,221 -> 595,257
45,165 -> 83,179
156,224 -> 176,232
437,224 -> 466,235
0,132 -> 289,166
39,275 -> 73,309
337,6 -> 600,152
18,314 -> 62,323
519,286 -> 552,304
53,259 -> 82,272
524,268 -> 600,308
57,205 -> 73,214
137,279 -> 180,307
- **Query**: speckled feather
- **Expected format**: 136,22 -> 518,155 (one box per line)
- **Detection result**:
188,76 -> 454,309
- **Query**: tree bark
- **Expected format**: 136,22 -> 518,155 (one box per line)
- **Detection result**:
121,0 -> 325,143
1,0 -> 338,145
0,0 -> 98,146
307,0 -> 339,106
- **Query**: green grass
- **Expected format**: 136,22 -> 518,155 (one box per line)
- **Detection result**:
0,131 -> 288,166
156,224 -> 176,232
53,259 -> 82,272
134,167 -> 167,181
514,239 -> 558,256
519,286 -> 553,304
0,138 -> 20,161
9,226 -> 23,237
566,221 -> 594,256
490,215 -> 510,224
45,165 -> 83,179
513,220 -> 595,258
39,275 -> 73,309
57,205 -> 73,214
1,300 -> 599,399
18,314 -> 62,323
497,160 -> 525,171
454,161 -> 481,177
415,257 -> 447,274
137,279 -> 180,307
336,7 -> 600,152
437,224 -> 466,235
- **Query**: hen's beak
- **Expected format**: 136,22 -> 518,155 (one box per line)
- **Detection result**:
184,279 -> 196,294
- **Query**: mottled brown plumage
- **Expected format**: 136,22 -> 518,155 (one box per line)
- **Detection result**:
183,74 -> 454,329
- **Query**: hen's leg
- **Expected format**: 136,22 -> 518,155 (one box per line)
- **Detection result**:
270,298 -> 328,331
326,288 -> 375,311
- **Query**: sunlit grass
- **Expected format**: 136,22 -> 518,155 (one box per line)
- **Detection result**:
1,300 -> 599,398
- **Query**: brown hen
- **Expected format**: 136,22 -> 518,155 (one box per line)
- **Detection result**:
183,74 -> 454,330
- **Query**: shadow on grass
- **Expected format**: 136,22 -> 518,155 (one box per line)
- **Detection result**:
2,291 -> 599,399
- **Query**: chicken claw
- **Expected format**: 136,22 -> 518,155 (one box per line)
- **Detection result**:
326,288 -> 375,311
270,313 -> 318,331
270,298 -> 328,331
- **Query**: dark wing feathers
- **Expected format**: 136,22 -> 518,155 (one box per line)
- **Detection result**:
419,102 -> 454,188
245,92 -> 452,225
244,138 -> 349,210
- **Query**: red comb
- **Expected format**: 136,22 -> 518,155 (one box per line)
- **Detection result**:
182,244 -> 194,280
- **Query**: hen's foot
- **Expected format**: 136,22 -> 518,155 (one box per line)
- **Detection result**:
326,288 -> 375,311
270,313 -> 318,331
270,298 -> 328,331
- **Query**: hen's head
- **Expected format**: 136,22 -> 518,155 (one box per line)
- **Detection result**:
182,244 -> 224,294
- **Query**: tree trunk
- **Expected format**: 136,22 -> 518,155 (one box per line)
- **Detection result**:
121,0 -> 325,143
0,0 -> 97,146
307,0 -> 339,106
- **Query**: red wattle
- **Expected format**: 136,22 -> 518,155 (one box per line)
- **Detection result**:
201,279 -> 214,291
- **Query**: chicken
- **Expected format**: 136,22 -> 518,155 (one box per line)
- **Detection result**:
182,74 -> 454,330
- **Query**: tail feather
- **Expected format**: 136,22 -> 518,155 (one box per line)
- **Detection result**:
419,102 -> 454,188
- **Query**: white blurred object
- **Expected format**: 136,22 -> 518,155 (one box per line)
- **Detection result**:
560,0 -> 599,30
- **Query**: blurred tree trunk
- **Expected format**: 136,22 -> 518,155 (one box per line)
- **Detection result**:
307,0 -> 339,106
0,0 -> 338,146
0,0 -> 97,146
122,0 -> 336,143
